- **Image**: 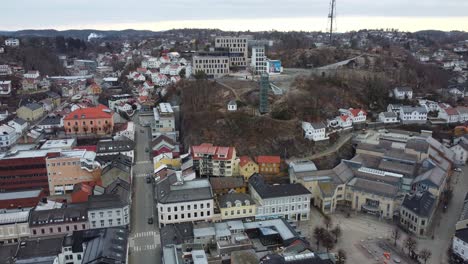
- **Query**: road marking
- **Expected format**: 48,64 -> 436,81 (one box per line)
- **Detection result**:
132,231 -> 157,238
131,243 -> 159,253
136,161 -> 151,164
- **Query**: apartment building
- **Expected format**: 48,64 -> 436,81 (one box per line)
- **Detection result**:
215,36 -> 248,67
249,174 -> 311,221
218,193 -> 256,221
29,205 -> 89,237
251,46 -> 267,74
399,191 -> 436,236
256,156 -> 281,175
192,55 -> 230,78
0,149 -> 60,193
87,194 -> 130,229
0,210 -> 31,244
152,102 -> 176,138
192,143 -> 237,177
46,149 -> 101,195
64,104 -> 114,136
156,174 -> 214,227
0,124 -> 18,149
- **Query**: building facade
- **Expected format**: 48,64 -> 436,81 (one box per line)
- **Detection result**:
29,206 -> 89,237
214,36 -> 248,67
192,55 -> 230,78
192,143 -> 237,177
64,104 -> 114,136
251,46 -> 267,74
151,103 -> 176,138
87,194 -> 130,229
256,156 -> 281,175
0,210 -> 31,244
46,150 -> 101,195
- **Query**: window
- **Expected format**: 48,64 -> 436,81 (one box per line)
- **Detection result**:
92,221 -> 96,227
109,219 -> 113,226
100,220 -> 104,227
77,255 -> 81,260
91,212 -> 95,218
194,212 -> 198,218
168,215 -> 171,221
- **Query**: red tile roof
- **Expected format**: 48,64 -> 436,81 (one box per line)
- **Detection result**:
191,143 -> 235,160
256,156 -> 280,164
64,104 -> 112,120
340,115 -> 350,122
349,108 -> 367,117
445,107 -> 459,116
239,156 -> 255,167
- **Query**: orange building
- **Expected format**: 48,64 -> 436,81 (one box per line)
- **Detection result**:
256,156 -> 281,175
64,104 -> 114,135
46,149 -> 102,195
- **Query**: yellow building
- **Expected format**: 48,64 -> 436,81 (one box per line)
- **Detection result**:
154,153 -> 182,170
218,193 -> 256,221
239,156 -> 259,180
17,103 -> 44,122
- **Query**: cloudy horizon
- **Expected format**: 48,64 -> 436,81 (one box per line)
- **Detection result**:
2,0 -> 468,32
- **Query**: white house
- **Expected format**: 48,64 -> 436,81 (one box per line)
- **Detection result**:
0,110 -> 8,121
152,74 -> 169,87
0,80 -> 12,95
88,194 -> 130,229
379,112 -> 399,124
249,174 -> 311,221
457,107 -> 468,123
227,100 -> 237,112
336,115 -> 353,128
453,229 -> 468,262
5,38 -> 20,47
417,99 -> 439,112
399,106 -> 428,124
450,142 -> 468,165
302,121 -> 328,141
438,107 -> 460,123
393,87 -> 413,100
0,124 -> 18,149
156,176 -> 214,227
8,118 -> 28,135
387,104 -> 404,113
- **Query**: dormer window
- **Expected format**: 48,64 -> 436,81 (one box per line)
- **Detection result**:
226,202 -> 232,208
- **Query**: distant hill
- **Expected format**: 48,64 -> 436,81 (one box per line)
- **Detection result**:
0,29 -> 161,39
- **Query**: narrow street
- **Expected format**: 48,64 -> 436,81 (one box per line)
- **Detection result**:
129,115 -> 161,264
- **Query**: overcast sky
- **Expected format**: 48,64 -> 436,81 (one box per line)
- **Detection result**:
2,0 -> 468,32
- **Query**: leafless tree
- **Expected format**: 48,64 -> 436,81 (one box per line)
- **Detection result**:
331,225 -> 342,243
313,227 -> 326,251
419,248 -> 432,264
391,227 -> 401,246
336,249 -> 347,264
403,236 -> 418,256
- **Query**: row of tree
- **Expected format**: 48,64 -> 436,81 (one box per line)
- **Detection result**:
391,228 -> 432,264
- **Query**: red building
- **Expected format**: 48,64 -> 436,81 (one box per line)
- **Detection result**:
0,189 -> 46,209
0,149 -> 60,194
71,182 -> 96,203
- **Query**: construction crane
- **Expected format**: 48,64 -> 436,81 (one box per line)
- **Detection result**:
328,0 -> 337,44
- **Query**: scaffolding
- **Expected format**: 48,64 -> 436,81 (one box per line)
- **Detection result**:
259,73 -> 270,114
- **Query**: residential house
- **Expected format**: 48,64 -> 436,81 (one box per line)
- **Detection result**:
192,143 -> 237,177
17,103 -> 44,121
22,72 -> 41,91
40,98 -> 55,113
393,87 -> 413,100
457,107 -> 468,123
29,205 -> 89,237
399,191 -> 436,236
46,149 -> 102,195
0,65 -> 12,76
387,104 -> 403,113
96,138 -> 135,163
7,118 -> 28,135
379,112 -> 399,124
156,174 -> 214,227
0,210 -> 31,244
14,236 -> 64,264
256,156 -> 281,175
453,228 -> 468,263
249,173 -> 311,221
218,193 -> 256,221
341,108 -> 367,123
451,141 -> 468,165
5,38 -> 19,47
151,134 -> 180,158
438,107 -> 460,123
412,165 -> 448,198
209,176 -> 247,196
0,124 -> 18,149
227,100 -> 237,111
399,106 -> 428,124
238,156 -> 259,180
302,121 -> 328,141
37,115 -> 63,133
87,194 -> 130,229
46,91 -> 61,107
151,102 -> 176,138
64,104 -> 114,135
0,80 -> 12,95
336,115 -> 353,128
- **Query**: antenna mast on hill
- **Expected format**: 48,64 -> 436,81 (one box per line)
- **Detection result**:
328,0 -> 337,44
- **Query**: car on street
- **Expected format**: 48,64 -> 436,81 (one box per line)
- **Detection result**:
454,168 -> 462,172
147,217 -> 153,224
146,177 -> 152,184
145,147 -> 149,152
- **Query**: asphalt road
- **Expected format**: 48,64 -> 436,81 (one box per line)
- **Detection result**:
129,115 -> 161,264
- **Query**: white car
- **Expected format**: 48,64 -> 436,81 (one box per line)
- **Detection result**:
454,168 -> 462,172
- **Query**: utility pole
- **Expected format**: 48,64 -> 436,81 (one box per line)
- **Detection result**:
328,0 -> 337,44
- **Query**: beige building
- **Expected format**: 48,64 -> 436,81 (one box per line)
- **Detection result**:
16,103 -> 44,122
215,36 -> 248,67
193,56 -> 230,78
46,150 -> 101,195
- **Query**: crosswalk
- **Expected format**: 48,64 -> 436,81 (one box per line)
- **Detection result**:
132,231 -> 158,238
136,160 -> 152,164
135,173 -> 150,178
133,244 -> 158,252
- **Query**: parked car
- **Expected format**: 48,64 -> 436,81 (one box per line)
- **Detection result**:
146,177 -> 152,184
145,147 -> 149,152
147,217 -> 153,224
454,168 -> 462,172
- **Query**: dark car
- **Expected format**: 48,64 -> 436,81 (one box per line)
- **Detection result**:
146,177 -> 152,184
147,217 -> 153,224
